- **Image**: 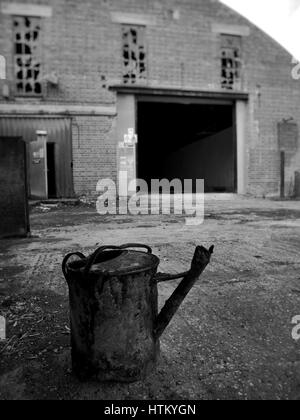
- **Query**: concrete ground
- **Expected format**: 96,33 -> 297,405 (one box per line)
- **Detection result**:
0,196 -> 300,400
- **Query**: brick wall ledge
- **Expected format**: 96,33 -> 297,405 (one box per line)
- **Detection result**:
110,85 -> 249,101
0,104 -> 117,116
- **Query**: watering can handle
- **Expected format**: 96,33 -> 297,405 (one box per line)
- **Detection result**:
83,244 -> 153,279
62,252 -> 86,280
154,245 -> 214,339
62,244 -> 152,281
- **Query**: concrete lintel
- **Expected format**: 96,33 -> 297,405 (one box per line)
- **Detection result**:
110,12 -> 156,26
111,85 -> 249,101
1,3 -> 53,17
212,23 -> 250,37
0,104 -> 117,116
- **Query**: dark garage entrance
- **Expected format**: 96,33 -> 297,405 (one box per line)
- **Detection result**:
0,137 -> 30,238
137,101 -> 236,193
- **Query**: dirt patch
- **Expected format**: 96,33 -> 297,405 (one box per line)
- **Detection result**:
1,198 -> 300,400
207,209 -> 300,221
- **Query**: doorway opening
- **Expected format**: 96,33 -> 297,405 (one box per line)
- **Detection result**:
137,101 -> 236,193
47,142 -> 57,198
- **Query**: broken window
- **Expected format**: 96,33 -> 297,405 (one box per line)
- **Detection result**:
122,25 -> 147,84
221,35 -> 242,90
13,16 -> 42,96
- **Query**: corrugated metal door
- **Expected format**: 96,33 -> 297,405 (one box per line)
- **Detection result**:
0,137 -> 30,238
0,117 -> 74,198
30,136 -> 48,199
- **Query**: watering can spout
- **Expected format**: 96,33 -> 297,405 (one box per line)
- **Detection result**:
154,245 -> 214,339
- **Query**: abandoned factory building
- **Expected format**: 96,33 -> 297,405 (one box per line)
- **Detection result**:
0,0 -> 299,199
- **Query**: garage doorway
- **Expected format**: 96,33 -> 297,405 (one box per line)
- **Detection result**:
137,101 -> 236,193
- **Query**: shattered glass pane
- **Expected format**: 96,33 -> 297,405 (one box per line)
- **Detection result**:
122,25 -> 147,84
221,35 -> 242,90
13,16 -> 42,96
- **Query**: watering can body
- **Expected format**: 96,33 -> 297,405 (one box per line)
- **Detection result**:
62,244 -> 213,382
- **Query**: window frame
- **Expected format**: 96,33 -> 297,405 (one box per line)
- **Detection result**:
12,14 -> 44,98
220,34 -> 243,91
121,23 -> 148,86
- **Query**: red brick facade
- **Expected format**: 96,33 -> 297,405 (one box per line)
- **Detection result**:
0,0 -> 299,198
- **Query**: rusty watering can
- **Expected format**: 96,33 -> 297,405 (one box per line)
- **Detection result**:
62,243 -> 214,382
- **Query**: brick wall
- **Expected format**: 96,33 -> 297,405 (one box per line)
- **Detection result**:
72,115 -> 117,198
0,0 -> 299,197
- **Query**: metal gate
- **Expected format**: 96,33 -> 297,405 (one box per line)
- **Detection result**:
0,137 -> 30,238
